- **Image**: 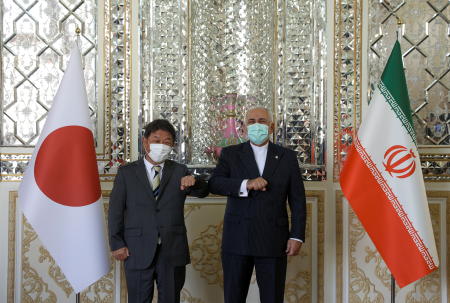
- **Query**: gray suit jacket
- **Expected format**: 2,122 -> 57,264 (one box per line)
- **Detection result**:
108,158 -> 209,269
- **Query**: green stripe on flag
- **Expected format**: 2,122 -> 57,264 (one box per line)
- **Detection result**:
378,81 -> 417,146
379,41 -> 417,145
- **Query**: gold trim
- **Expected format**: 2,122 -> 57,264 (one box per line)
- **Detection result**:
120,262 -> 127,303
357,0 -> 363,127
306,190 -> 325,303
426,191 -> 450,296
333,0 -> 343,182
284,270 -> 311,302
352,0 -> 360,132
186,0 -> 193,159
22,217 -> 58,302
103,188 -> 129,303
80,259 -> 116,302
335,191 -> 343,303
124,0 -> 132,162
8,191 -> 17,303
184,204 -> 201,219
189,222 -> 224,287
0,153 -> 32,156
38,246 -> 73,296
180,288 -> 206,303
103,0 -> 112,159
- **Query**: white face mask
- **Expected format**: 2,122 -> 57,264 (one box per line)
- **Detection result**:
146,143 -> 172,163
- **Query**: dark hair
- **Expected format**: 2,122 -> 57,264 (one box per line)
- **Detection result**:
143,119 -> 177,142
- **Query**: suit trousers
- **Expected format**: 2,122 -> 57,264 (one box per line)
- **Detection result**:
222,252 -> 287,303
125,245 -> 186,303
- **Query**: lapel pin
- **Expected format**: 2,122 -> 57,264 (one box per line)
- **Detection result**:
275,155 -> 278,159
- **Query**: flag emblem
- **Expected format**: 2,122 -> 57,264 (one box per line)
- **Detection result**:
34,125 -> 101,206
383,145 -> 416,179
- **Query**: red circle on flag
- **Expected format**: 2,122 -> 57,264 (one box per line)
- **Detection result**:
34,126 -> 101,207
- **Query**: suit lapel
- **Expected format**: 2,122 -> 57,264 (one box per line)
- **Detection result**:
157,159 -> 174,200
135,159 -> 156,202
239,142 -> 261,178
262,142 -> 283,180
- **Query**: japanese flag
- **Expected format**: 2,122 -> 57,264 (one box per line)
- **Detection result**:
19,46 -> 110,293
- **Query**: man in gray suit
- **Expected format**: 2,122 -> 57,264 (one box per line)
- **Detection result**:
108,119 -> 209,303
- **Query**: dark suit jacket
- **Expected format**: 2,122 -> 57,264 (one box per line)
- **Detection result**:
108,158 -> 208,270
209,141 -> 306,257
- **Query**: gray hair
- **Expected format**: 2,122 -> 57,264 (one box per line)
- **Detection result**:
245,107 -> 273,122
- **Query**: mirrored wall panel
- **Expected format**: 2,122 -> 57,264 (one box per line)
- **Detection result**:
140,0 -> 327,180
0,0 -> 97,146
369,0 -> 450,146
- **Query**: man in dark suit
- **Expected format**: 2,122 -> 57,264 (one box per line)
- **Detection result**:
209,107 -> 306,303
108,119 -> 209,303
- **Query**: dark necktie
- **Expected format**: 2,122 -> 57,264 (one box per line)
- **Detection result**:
152,166 -> 161,198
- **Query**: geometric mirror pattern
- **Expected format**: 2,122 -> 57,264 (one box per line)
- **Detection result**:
369,0 -> 450,146
1,0 -> 97,145
140,0 -> 327,181
0,0 -> 134,181
333,0 -> 363,179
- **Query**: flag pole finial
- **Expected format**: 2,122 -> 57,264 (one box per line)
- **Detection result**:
75,27 -> 81,50
395,16 -> 403,41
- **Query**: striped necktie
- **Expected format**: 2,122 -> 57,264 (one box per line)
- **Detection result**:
152,165 -> 161,198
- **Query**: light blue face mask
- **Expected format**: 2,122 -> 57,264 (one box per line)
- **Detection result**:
247,123 -> 269,145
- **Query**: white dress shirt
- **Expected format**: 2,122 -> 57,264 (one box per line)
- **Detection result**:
144,157 -> 165,187
239,142 -> 268,196
239,142 -> 301,243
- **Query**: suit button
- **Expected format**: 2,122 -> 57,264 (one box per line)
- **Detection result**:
156,209 -> 160,212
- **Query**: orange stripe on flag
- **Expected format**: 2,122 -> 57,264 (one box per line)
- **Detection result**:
340,142 -> 437,287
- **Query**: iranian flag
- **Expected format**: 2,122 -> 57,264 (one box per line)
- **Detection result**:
340,41 -> 439,287
19,46 -> 110,293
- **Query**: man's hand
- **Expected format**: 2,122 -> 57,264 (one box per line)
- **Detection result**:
246,177 -> 268,191
180,175 -> 196,190
112,247 -> 129,261
285,239 -> 302,256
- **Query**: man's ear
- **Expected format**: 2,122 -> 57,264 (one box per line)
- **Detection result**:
269,122 -> 275,134
142,137 -> 149,153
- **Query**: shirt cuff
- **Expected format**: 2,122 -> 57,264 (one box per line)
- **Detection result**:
239,180 -> 249,197
289,238 -> 303,243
